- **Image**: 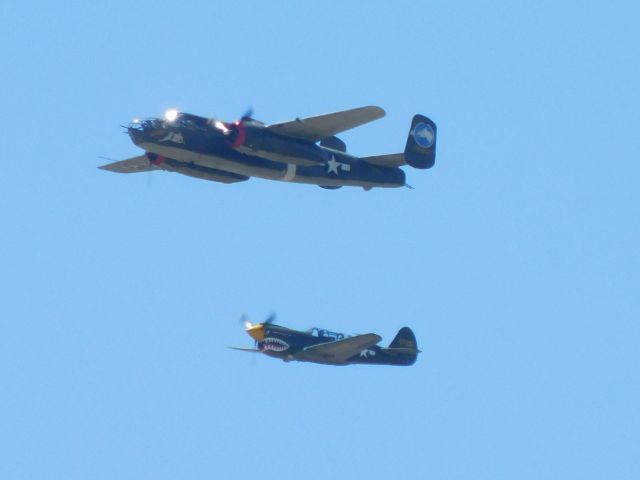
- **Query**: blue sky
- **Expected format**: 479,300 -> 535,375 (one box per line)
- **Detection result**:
1,1 -> 639,479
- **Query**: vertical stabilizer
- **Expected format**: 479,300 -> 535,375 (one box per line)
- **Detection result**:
404,115 -> 437,169
389,327 -> 418,350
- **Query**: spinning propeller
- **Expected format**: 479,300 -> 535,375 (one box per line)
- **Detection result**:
241,312 -> 276,329
240,106 -> 254,121
221,107 -> 255,147
241,312 -> 276,342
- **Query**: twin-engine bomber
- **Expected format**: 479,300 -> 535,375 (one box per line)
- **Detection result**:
231,316 -> 420,366
100,106 -> 436,190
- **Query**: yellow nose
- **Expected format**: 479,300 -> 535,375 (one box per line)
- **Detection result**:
246,324 -> 265,341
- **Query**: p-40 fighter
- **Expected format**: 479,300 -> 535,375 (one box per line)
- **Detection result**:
100,106 -> 436,190
231,316 -> 420,366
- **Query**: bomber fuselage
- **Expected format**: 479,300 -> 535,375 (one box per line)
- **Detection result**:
128,112 -> 406,189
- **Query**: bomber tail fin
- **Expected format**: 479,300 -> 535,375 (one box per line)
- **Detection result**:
404,115 -> 437,169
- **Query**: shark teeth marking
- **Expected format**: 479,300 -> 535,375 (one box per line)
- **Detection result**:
258,337 -> 290,352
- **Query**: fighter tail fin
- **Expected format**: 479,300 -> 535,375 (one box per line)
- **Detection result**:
381,327 -> 420,365
404,115 -> 437,169
389,327 -> 419,351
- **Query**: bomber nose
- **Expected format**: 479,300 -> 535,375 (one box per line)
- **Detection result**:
128,126 -> 144,144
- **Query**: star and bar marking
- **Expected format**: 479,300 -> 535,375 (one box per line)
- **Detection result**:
326,155 -> 351,175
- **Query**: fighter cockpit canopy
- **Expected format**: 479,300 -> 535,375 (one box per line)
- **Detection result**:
307,327 -> 345,340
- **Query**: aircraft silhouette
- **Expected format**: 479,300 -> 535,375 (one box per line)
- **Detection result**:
100,106 -> 436,190
231,316 -> 420,366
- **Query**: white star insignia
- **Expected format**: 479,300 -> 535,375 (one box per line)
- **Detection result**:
326,155 -> 340,175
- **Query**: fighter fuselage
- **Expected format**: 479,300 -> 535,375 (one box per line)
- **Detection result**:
244,323 -> 418,366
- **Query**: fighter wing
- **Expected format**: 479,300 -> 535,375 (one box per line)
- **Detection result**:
229,347 -> 261,353
361,153 -> 406,168
98,155 -> 158,173
296,333 -> 382,363
266,106 -> 385,142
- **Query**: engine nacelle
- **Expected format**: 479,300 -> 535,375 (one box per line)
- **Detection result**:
224,121 -> 324,167
225,121 -> 248,148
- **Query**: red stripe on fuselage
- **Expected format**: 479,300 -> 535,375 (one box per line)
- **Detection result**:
229,121 -> 246,148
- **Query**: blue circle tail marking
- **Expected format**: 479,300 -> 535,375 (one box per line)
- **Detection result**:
412,122 -> 435,149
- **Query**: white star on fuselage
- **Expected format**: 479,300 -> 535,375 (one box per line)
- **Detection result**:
326,155 -> 340,175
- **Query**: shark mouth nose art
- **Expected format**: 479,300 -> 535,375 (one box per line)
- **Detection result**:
258,338 -> 290,352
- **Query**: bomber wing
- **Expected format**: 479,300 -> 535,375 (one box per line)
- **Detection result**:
266,106 -> 385,142
99,155 -> 249,184
98,155 -> 159,173
296,333 -> 382,364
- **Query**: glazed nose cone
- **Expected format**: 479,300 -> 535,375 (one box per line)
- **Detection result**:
128,126 -> 144,144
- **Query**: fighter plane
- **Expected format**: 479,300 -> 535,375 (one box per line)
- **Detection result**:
231,316 -> 420,366
99,106 -> 436,190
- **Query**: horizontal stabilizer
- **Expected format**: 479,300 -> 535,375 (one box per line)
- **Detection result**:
361,153 -> 406,168
380,347 -> 421,355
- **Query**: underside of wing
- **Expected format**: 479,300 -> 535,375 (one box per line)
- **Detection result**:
229,347 -> 261,353
99,155 -> 249,184
98,155 -> 158,173
297,333 -> 382,364
361,153 -> 406,168
166,162 -> 250,184
267,106 -> 386,142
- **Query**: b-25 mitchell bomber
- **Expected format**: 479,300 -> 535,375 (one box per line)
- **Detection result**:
231,316 -> 420,366
100,106 -> 436,190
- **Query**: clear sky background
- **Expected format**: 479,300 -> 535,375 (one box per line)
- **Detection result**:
1,1 -> 639,479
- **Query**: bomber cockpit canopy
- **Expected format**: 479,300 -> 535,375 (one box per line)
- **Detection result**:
172,111 -> 209,129
129,110 -> 210,131
307,327 -> 345,340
